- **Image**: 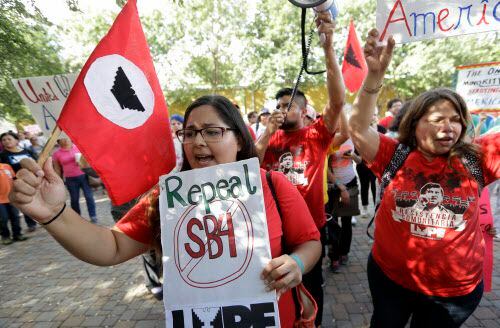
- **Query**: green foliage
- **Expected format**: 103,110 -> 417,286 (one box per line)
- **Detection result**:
388,34 -> 498,99
4,0 -> 497,121
61,0 -> 328,109
0,0 -> 66,123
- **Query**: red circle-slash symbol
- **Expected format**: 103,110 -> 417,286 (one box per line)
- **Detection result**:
173,199 -> 254,288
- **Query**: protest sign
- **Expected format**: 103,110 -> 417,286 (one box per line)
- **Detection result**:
377,0 -> 500,43
11,74 -> 77,138
479,188 -> 494,292
160,158 -> 280,327
456,62 -> 500,113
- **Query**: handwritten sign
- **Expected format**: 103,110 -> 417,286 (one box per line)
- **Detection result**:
159,158 -> 280,327
11,74 -> 77,138
456,62 -> 500,113
377,0 -> 500,43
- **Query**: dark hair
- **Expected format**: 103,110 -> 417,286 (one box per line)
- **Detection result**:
180,95 -> 257,171
275,88 -> 307,108
388,101 -> 411,132
398,88 -> 480,162
279,151 -> 293,162
420,182 -> 443,194
247,111 -> 257,121
147,95 -> 258,250
387,98 -> 402,110
0,131 -> 19,141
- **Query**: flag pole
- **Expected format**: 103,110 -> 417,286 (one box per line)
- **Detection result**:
37,126 -> 62,166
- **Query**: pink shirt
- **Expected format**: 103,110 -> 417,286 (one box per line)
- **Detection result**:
53,145 -> 84,178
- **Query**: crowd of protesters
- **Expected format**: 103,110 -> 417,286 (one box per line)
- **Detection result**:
4,12 -> 500,328
0,130 -> 101,245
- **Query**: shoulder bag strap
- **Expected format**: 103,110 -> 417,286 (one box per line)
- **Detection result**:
265,170 -> 302,320
266,170 -> 282,218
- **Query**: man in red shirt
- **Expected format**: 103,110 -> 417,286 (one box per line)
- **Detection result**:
255,11 -> 345,327
378,98 -> 402,129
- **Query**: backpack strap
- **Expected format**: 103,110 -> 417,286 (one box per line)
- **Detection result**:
367,143 -> 411,239
461,152 -> 485,195
379,143 -> 412,200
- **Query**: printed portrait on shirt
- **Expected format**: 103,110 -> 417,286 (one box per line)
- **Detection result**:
391,180 -> 471,241
277,151 -> 308,187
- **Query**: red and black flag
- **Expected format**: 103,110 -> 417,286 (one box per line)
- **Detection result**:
342,20 -> 368,93
57,0 -> 175,205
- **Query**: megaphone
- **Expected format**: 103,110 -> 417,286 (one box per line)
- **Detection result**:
282,0 -> 340,113
288,0 -> 339,20
289,0 -> 339,45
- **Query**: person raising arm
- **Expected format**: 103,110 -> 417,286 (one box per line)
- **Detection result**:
349,28 -> 499,328
255,11 -> 345,162
349,29 -> 395,162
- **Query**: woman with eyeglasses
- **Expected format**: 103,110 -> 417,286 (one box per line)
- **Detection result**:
9,95 -> 321,327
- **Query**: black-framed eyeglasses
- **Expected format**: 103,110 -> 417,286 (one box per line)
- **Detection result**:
176,127 -> 237,144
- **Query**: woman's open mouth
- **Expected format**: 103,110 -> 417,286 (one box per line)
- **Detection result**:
436,137 -> 454,147
195,155 -> 215,164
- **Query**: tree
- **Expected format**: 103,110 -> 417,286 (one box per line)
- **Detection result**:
54,0 -> 500,115
60,0 -> 329,110
0,0 -> 67,123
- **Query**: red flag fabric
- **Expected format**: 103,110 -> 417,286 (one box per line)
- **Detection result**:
57,0 -> 175,205
342,20 -> 368,93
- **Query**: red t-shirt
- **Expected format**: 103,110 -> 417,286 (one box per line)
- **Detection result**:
115,169 -> 320,327
368,133 -> 500,297
261,117 -> 334,228
378,115 -> 394,129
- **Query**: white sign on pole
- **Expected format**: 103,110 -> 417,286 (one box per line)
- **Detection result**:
456,62 -> 500,112
376,0 -> 500,44
159,158 -> 280,327
11,74 -> 77,138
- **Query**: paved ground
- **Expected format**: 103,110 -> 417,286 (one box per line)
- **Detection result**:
0,191 -> 499,327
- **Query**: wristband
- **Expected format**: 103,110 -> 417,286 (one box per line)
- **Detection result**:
362,83 -> 383,94
42,203 -> 67,226
290,253 -> 305,274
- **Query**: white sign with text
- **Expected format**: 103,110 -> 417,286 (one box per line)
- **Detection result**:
377,0 -> 500,43
159,158 -> 280,327
12,74 -> 77,138
456,62 -> 500,112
